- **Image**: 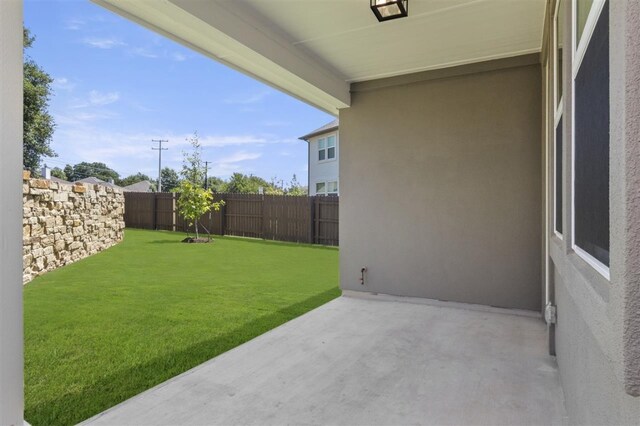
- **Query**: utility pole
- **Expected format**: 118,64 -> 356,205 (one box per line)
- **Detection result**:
204,161 -> 210,189
152,139 -> 168,192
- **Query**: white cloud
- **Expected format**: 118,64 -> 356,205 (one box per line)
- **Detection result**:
127,47 -> 159,59
53,77 -> 75,91
70,90 -> 121,109
54,111 -> 118,125
81,37 -> 126,49
171,52 -> 187,62
197,135 -> 268,148
64,19 -> 85,31
217,151 -> 262,164
262,120 -> 291,127
89,90 -> 120,106
224,90 -> 272,105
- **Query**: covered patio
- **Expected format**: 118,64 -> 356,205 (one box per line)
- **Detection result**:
82,294 -> 566,425
2,0 -> 639,424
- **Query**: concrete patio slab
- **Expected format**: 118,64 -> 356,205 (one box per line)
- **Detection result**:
82,294 -> 567,425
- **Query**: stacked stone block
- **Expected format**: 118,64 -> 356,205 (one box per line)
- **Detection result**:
22,171 -> 125,283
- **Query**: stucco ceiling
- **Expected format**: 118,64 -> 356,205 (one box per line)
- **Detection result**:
234,0 -> 546,82
93,0 -> 546,114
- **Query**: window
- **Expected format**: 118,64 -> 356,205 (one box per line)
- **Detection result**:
317,135 -> 337,162
572,0 -> 609,275
327,135 -> 336,160
327,181 -> 338,195
316,181 -> 338,196
553,0 -> 564,236
555,118 -> 563,234
576,0 -> 594,46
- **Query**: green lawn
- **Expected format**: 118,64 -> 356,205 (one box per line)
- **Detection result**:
24,229 -> 340,426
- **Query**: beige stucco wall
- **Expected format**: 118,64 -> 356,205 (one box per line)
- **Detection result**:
546,0 -> 640,422
339,59 -> 542,311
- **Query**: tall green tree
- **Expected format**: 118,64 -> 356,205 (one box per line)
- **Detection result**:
120,172 -> 153,187
66,162 -> 120,183
225,173 -> 273,194
23,28 -> 56,173
50,167 -> 67,181
160,167 -> 181,192
206,176 -> 226,193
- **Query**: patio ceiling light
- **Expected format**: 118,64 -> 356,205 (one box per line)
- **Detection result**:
370,0 -> 408,22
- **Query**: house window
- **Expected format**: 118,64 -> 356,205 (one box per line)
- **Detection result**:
572,0 -> 609,275
318,135 -> 336,162
553,0 -> 564,237
318,139 -> 326,161
327,181 -> 338,195
326,135 -> 336,159
316,182 -> 326,195
555,118 -> 563,235
576,0 -> 594,47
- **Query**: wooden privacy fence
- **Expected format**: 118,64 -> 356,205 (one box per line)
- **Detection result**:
124,192 -> 339,246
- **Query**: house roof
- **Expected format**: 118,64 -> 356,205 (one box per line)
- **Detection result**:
75,176 -> 124,190
92,0 -> 545,115
123,180 -> 153,193
299,119 -> 339,141
50,176 -> 71,184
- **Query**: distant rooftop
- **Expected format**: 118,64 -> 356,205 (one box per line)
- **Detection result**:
299,118 -> 339,141
123,180 -> 153,193
75,176 -> 123,190
50,176 -> 70,184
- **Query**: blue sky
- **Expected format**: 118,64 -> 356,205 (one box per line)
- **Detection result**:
24,0 -> 333,185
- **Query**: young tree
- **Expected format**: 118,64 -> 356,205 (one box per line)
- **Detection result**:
286,174 -> 307,196
176,132 -> 223,239
23,28 -> 56,172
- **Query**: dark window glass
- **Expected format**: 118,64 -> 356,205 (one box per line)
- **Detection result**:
318,150 -> 326,161
327,147 -> 335,159
555,118 -> 563,234
574,1 -> 609,266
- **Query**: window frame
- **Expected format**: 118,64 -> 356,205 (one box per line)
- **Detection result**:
570,0 -> 610,280
316,133 -> 338,164
315,181 -> 327,196
553,0 -> 564,239
327,181 -> 338,195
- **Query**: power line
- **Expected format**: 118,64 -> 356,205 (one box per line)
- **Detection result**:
152,139 -> 168,192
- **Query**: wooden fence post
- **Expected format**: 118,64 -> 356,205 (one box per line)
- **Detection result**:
308,196 -> 315,244
172,193 -> 176,232
152,193 -> 158,231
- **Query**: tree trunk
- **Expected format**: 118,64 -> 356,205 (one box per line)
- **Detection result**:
195,220 -> 199,239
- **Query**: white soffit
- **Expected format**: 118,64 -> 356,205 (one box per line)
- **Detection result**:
93,0 -> 546,114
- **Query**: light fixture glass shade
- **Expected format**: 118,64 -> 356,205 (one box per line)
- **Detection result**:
370,0 -> 408,22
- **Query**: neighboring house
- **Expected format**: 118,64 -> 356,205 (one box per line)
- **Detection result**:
2,1 -> 640,425
299,119 -> 339,196
75,176 -> 124,191
122,180 -> 153,193
40,165 -> 70,185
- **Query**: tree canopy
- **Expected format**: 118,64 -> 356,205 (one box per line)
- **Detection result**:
160,167 -> 181,192
23,28 -> 56,173
64,162 -> 120,183
120,172 -> 153,188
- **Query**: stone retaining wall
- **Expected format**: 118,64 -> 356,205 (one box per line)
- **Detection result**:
22,171 -> 125,283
